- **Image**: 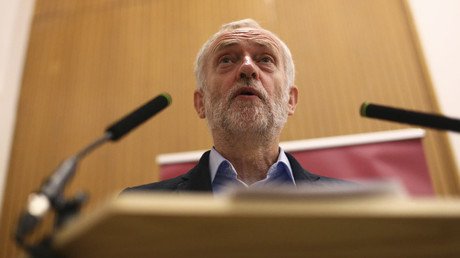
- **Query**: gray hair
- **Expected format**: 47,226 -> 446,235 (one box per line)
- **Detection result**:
194,19 -> 295,90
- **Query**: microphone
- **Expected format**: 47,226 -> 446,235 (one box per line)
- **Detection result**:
106,93 -> 172,140
16,93 -> 172,245
360,102 -> 460,133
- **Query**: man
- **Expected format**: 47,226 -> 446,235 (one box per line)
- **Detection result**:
125,19 -> 340,193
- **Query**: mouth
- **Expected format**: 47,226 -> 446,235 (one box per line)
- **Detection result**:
233,87 -> 262,100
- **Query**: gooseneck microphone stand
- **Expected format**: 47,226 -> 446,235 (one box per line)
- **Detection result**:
15,133 -> 112,258
14,93 -> 172,258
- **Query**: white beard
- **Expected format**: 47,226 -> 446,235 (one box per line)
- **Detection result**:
204,82 -> 290,137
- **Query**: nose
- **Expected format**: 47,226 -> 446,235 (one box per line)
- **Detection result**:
239,56 -> 259,80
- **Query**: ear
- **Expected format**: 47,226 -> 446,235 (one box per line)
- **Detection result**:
287,86 -> 298,116
194,89 -> 206,119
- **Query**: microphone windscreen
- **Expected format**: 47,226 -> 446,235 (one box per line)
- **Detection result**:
360,102 -> 460,132
106,93 -> 172,141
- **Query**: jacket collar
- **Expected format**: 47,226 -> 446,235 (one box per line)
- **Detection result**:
175,151 -> 320,192
285,152 -> 321,182
176,151 -> 213,192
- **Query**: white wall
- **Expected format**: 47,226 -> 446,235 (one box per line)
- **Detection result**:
408,0 -> 460,173
0,1 -> 459,212
0,0 -> 36,214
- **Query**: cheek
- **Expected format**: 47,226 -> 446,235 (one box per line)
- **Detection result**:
210,74 -> 236,94
261,73 -> 284,95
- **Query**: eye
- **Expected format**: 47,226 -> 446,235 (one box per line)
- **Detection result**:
218,56 -> 234,64
259,55 -> 275,64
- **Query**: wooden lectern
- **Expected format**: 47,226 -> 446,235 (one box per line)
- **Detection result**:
54,193 -> 460,257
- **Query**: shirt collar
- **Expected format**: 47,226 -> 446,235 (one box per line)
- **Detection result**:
209,147 -> 295,185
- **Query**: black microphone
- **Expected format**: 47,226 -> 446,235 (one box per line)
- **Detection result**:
106,93 -> 172,141
16,93 -> 172,245
360,102 -> 460,133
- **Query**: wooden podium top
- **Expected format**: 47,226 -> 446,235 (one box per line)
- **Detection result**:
54,193 -> 460,258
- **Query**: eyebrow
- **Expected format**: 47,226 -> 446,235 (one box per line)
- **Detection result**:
212,39 -> 240,54
213,39 -> 278,56
253,39 -> 280,54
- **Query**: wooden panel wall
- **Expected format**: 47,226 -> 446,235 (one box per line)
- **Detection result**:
2,0 -> 458,256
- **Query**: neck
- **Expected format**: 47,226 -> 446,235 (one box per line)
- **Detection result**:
212,130 -> 281,184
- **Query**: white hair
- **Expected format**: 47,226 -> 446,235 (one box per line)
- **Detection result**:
194,19 -> 295,90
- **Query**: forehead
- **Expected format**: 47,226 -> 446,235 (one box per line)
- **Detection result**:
209,28 -> 282,56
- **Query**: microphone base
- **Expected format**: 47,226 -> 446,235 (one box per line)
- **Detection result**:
23,236 -> 64,258
53,192 -> 88,230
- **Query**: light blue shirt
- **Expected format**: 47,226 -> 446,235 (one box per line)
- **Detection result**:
209,147 -> 296,193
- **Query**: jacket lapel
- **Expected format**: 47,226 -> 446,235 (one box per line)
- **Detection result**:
285,152 -> 321,182
176,151 -> 213,192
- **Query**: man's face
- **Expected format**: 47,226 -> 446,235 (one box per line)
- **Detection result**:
194,28 -> 297,135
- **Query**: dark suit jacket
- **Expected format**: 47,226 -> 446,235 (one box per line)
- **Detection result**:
124,151 -> 342,193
